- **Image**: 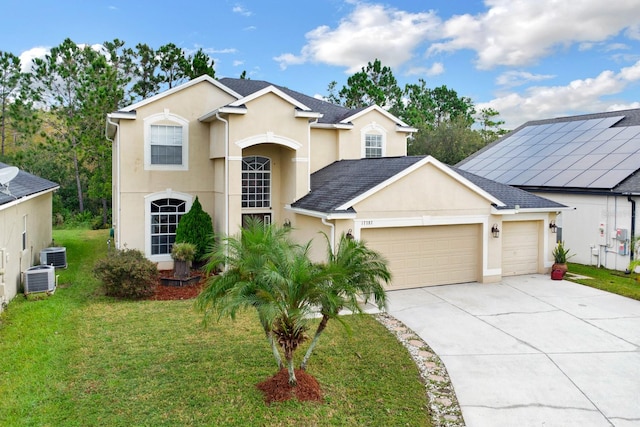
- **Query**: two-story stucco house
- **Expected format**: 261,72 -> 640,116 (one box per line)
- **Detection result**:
106,75 -> 566,290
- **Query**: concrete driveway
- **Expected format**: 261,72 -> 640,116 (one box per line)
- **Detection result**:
386,275 -> 640,427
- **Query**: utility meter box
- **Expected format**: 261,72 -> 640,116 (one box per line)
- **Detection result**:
618,241 -> 629,256
616,228 -> 628,241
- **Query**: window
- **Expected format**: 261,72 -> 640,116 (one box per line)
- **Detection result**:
365,134 -> 383,158
361,122 -> 387,158
150,198 -> 187,255
242,156 -> 271,208
22,215 -> 27,251
144,111 -> 189,170
150,125 -> 182,165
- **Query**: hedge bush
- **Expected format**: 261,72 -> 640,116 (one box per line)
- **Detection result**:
93,249 -> 159,299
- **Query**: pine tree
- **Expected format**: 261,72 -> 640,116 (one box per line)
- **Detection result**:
175,196 -> 214,262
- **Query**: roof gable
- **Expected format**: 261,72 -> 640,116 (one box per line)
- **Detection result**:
118,75 -> 242,113
291,156 -> 560,216
458,108 -> 640,191
228,85 -> 312,111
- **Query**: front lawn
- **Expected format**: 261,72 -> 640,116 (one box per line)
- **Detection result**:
566,262 -> 640,301
0,229 -> 431,426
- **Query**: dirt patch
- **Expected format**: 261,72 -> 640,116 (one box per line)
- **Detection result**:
256,368 -> 323,404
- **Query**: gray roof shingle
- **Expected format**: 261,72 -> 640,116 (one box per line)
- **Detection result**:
0,162 -> 59,206
291,156 -> 565,215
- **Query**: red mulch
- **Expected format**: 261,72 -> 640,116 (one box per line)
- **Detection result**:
149,270 -> 207,300
256,368 -> 323,404
152,270 -> 324,405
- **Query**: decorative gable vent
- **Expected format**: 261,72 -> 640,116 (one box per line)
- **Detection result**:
24,265 -> 56,294
40,247 -> 67,268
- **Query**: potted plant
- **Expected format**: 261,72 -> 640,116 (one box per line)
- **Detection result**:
551,241 -> 573,278
171,242 -> 196,279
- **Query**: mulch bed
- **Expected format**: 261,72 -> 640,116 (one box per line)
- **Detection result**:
151,270 -> 324,404
256,368 -> 323,404
149,270 -> 207,300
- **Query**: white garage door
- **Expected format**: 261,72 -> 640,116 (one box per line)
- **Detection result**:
361,224 -> 480,290
502,221 -> 540,276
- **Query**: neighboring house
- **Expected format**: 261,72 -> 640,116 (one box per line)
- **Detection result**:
106,75 -> 565,290
0,162 -> 59,310
458,108 -> 640,271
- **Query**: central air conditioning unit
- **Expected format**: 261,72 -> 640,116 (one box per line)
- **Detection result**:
40,247 -> 67,268
24,265 -> 56,294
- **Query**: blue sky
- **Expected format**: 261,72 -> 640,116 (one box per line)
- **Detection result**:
3,0 -> 640,129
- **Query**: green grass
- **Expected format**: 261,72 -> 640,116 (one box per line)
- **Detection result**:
566,262 -> 640,300
0,230 -> 431,426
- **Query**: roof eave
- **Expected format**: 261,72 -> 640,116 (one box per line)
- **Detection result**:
285,205 -> 356,220
199,106 -> 248,122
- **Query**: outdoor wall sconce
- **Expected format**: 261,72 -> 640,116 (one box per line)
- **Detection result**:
491,223 -> 500,238
283,218 -> 291,228
549,220 -> 557,233
346,229 -> 354,240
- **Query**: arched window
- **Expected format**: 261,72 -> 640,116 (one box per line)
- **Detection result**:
361,122 -> 387,158
145,191 -> 192,261
242,156 -> 271,208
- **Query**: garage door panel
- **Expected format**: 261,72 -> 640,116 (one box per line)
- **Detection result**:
502,221 -> 539,276
362,224 -> 480,290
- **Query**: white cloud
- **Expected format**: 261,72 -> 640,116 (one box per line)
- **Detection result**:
480,60 -> 640,128
233,60 -> 244,67
232,5 -> 252,17
274,3 -> 441,72
18,47 -> 50,72
496,71 -> 555,88
428,0 -> 640,69
406,62 -> 444,77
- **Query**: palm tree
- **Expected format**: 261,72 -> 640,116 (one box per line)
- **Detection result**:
300,233 -> 391,370
196,217 -> 298,369
196,222 -> 391,386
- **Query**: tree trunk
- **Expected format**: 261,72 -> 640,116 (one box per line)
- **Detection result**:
102,198 -> 108,227
72,146 -> 84,212
264,328 -> 283,369
301,314 -> 329,370
285,350 -> 297,386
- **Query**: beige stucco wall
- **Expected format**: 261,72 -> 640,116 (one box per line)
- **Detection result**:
309,128 -> 338,173
114,80 -> 233,261
0,192 -> 54,308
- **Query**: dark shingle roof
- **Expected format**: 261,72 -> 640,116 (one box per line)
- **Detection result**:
291,156 -> 565,215
292,157 -> 424,213
219,78 -> 366,124
0,163 -> 59,206
457,108 -> 640,192
452,167 -> 566,210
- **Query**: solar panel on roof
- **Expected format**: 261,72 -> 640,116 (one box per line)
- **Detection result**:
459,115 -> 639,189
595,116 -> 625,129
589,169 -> 636,188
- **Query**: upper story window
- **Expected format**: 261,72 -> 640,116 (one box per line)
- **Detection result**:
150,125 -> 183,165
361,122 -> 386,158
365,134 -> 383,158
144,110 -> 189,171
242,156 -> 271,208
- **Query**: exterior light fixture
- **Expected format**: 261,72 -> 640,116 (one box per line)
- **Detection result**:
491,223 -> 500,238
346,229 -> 354,240
549,220 -> 557,233
283,218 -> 291,228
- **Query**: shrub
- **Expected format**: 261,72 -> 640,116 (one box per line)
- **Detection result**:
171,242 -> 196,262
175,196 -> 214,262
93,249 -> 159,299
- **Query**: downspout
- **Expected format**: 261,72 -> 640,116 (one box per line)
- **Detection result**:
215,113 -> 230,238
105,116 -> 121,249
629,196 -> 636,261
321,217 -> 335,253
